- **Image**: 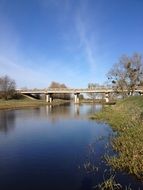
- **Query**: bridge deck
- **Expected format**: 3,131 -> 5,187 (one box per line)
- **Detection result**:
18,88 -> 112,94
18,88 -> 143,94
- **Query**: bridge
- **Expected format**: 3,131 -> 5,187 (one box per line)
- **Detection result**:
18,87 -> 143,104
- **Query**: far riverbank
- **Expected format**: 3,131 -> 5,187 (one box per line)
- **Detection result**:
0,99 -> 70,110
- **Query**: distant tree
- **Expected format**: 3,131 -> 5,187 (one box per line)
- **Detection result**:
49,81 -> 70,100
107,53 -> 143,96
87,83 -> 100,102
0,75 -> 16,100
49,82 -> 65,89
88,83 -> 98,89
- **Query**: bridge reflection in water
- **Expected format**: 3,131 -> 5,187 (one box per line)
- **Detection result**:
44,103 -> 102,122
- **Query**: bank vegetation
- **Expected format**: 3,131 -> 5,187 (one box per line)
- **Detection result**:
91,96 -> 143,180
0,97 -> 70,110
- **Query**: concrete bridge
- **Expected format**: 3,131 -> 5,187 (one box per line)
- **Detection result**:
18,87 -> 143,104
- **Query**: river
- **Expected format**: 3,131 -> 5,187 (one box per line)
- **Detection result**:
0,103 -> 142,190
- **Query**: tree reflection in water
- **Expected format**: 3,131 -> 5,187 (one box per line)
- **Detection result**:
0,110 -> 15,133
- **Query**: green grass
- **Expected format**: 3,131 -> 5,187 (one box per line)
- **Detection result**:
91,96 -> 143,180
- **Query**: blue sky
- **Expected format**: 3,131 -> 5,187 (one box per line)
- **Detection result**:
0,0 -> 143,88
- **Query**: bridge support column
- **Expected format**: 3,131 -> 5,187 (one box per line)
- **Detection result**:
46,94 -> 53,103
49,97 -> 53,103
46,94 -> 50,102
74,93 -> 80,104
105,92 -> 109,103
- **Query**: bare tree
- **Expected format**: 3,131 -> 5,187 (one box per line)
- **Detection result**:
87,83 -> 100,102
0,75 -> 16,100
49,82 -> 66,89
107,53 -> 143,97
49,81 -> 70,100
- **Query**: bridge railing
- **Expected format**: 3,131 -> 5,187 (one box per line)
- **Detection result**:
17,87 -> 112,91
17,87 -> 143,93
17,88 -> 113,95
46,87 -> 113,90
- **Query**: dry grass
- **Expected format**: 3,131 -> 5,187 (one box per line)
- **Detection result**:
94,175 -> 122,190
91,96 -> 143,180
0,98 -> 68,110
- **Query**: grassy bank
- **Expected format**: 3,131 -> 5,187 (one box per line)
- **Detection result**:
0,98 -> 69,110
91,96 -> 143,180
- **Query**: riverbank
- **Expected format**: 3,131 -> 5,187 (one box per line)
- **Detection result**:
90,96 -> 143,180
0,98 -> 70,110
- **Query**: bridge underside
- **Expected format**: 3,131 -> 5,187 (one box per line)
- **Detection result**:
21,93 -> 41,100
20,92 -> 111,104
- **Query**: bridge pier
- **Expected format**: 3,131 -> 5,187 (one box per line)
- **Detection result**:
49,97 -> 53,103
46,94 -> 53,103
74,93 -> 80,104
46,94 -> 50,102
105,92 -> 109,103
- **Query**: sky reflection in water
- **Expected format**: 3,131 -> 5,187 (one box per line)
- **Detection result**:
0,103 -> 142,189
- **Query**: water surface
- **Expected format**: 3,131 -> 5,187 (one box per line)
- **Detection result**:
0,103 -> 142,189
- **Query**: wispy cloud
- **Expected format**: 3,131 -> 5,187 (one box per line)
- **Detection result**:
75,6 -> 98,83
76,16 -> 96,69
39,0 -> 104,83
0,0 -> 108,88
73,1 -> 111,84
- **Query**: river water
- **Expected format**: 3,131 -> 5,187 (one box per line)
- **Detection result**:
0,103 -> 142,190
